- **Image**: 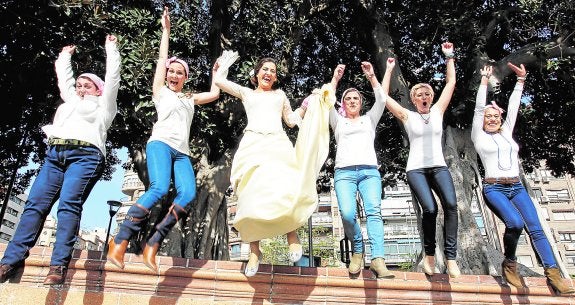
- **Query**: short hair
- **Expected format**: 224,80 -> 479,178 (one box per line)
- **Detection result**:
409,83 -> 434,101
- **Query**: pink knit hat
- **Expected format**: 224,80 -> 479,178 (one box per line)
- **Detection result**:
78,73 -> 105,93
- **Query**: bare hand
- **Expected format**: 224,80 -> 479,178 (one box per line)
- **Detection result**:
332,64 -> 345,82
441,42 -> 454,56
507,62 -> 526,78
161,6 -> 170,31
62,45 -> 76,54
106,34 -> 117,44
480,65 -> 492,78
386,58 -> 396,70
361,61 -> 374,75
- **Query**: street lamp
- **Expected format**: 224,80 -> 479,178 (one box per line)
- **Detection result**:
102,200 -> 122,258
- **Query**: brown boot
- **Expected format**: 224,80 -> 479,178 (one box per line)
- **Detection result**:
369,258 -> 395,279
0,263 -> 22,283
501,258 -> 524,288
544,267 -> 575,295
142,204 -> 187,272
107,239 -> 129,269
143,243 -> 161,272
348,253 -> 364,275
43,265 -> 67,285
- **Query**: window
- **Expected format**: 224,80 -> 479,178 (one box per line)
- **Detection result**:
546,189 -> 571,201
6,207 -> 18,217
540,208 -> 550,220
566,255 -> 575,267
559,232 -> 575,242
517,255 -> 534,267
552,210 -> 575,221
0,232 -> 11,241
1,219 -> 15,229
517,234 -> 529,245
532,189 -> 543,201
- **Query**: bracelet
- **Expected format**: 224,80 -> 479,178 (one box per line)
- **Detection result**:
517,76 -> 527,80
444,53 -> 455,59
366,73 -> 375,79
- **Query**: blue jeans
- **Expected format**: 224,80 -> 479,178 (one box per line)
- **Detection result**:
1,145 -> 104,267
407,166 -> 458,259
334,166 -> 385,258
483,182 -> 557,268
137,141 -> 196,209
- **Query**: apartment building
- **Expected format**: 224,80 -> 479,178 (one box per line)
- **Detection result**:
0,193 -> 26,243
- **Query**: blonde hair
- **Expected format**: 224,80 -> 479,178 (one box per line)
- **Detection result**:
409,83 -> 434,102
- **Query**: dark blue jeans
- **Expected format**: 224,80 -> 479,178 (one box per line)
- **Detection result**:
1,145 -> 104,267
407,166 -> 458,259
137,141 -> 196,209
483,182 -> 557,268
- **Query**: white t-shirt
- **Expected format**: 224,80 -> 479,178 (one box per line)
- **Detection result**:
330,86 -> 386,169
471,83 -> 523,178
404,106 -> 447,171
148,86 -> 195,156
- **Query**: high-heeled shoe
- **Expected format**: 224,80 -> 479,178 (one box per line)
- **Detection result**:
288,243 -> 303,263
244,253 -> 261,277
422,255 -> 434,276
446,259 -> 461,278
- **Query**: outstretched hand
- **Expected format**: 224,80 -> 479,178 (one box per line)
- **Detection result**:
61,45 -> 76,55
215,50 -> 239,78
507,62 -> 526,78
441,42 -> 454,57
480,65 -> 492,78
161,6 -> 170,31
106,34 -> 117,45
386,57 -> 396,70
332,64 -> 345,82
361,61 -> 374,76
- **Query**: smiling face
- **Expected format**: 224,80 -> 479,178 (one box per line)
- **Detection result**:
343,90 -> 362,118
256,61 -> 277,91
75,77 -> 101,98
483,107 -> 502,133
166,62 -> 188,92
410,84 -> 434,114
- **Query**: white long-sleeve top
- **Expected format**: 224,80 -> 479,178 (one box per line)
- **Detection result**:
404,106 -> 447,171
330,86 -> 386,168
147,86 -> 195,156
44,43 -> 120,156
215,79 -> 302,133
471,83 -> 523,178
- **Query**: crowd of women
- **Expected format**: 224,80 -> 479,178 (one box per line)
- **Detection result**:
0,7 -> 573,295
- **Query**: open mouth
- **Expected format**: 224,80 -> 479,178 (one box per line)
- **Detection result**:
422,102 -> 428,107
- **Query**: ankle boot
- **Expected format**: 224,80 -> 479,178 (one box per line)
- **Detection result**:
348,253 -> 364,275
544,267 -> 575,295
370,258 -> 395,279
502,258 -> 524,288
107,204 -> 149,269
143,204 -> 187,272
43,265 -> 67,285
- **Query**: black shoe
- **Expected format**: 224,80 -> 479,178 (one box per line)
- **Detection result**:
43,265 -> 67,285
0,263 -> 21,283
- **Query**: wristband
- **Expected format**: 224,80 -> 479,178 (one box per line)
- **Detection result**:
445,53 -> 455,59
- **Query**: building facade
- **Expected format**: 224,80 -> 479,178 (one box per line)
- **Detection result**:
0,194 -> 26,244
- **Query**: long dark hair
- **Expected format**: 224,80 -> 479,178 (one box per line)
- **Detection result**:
250,57 -> 280,89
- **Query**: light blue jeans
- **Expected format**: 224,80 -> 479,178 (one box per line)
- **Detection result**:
334,165 -> 384,258
137,141 -> 196,209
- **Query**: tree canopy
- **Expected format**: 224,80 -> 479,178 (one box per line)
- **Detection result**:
1,0 -> 574,270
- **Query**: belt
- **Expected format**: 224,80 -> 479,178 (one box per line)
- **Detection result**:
49,137 -> 94,147
483,177 -> 520,185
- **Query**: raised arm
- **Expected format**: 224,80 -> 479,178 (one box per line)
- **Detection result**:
213,50 -> 243,99
361,61 -> 385,126
434,42 -> 456,114
101,34 -> 121,128
54,45 -> 77,102
503,62 -> 526,131
152,7 -> 170,98
471,65 -> 492,139
330,64 -> 346,91
192,60 -> 220,105
381,58 -> 408,123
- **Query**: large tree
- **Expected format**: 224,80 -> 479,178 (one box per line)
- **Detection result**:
2,0 -> 574,275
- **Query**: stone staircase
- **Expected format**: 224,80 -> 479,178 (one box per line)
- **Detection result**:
0,244 -> 573,304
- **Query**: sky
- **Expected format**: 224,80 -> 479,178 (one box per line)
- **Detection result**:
22,147 -> 128,233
